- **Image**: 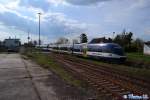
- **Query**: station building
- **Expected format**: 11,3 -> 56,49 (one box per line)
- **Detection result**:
3,38 -> 21,52
144,41 -> 150,55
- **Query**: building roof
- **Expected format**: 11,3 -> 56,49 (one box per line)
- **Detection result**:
145,41 -> 150,45
89,37 -> 112,43
4,38 -> 20,41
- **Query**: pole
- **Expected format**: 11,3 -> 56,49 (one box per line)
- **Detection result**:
72,40 -> 74,55
113,32 -> 115,39
28,30 -> 30,44
38,13 -> 41,46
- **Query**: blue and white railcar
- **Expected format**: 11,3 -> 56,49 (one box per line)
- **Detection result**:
72,44 -> 83,55
49,42 -> 126,61
87,43 -> 126,61
59,44 -> 72,54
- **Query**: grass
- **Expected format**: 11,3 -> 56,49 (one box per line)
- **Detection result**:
67,55 -> 150,81
127,52 -> 150,62
24,48 -> 150,84
23,50 -> 150,100
125,52 -> 150,69
24,51 -> 84,88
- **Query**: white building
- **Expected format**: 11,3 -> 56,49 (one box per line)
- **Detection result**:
3,38 -> 21,51
144,42 -> 150,55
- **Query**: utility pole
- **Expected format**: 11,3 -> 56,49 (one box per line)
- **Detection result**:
72,40 -> 74,55
38,13 -> 41,46
113,32 -> 115,39
27,30 -> 30,44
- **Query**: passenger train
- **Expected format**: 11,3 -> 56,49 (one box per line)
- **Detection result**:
49,43 -> 126,62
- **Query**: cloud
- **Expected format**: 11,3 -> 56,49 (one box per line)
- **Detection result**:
0,4 -> 87,43
64,0 -> 111,5
0,0 -> 88,43
19,0 -> 50,12
144,28 -> 150,35
41,12 -> 87,38
0,0 -> 150,43
130,0 -> 150,9
47,0 -> 68,6
46,0 -> 111,6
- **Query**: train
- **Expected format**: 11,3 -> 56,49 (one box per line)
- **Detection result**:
48,43 -> 127,62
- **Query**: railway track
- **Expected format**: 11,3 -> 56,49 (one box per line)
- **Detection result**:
64,55 -> 150,89
50,53 -> 150,100
59,53 -> 150,88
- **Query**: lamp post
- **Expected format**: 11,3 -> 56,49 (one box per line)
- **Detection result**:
113,32 -> 115,39
27,30 -> 30,44
37,13 -> 41,46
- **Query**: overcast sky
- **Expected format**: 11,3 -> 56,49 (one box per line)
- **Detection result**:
0,0 -> 150,43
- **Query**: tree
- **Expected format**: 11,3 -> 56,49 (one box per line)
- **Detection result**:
113,35 -> 123,45
114,31 -> 130,46
0,41 -> 2,47
56,37 -> 69,44
113,29 -> 145,52
113,30 -> 133,52
80,33 -> 88,43
132,38 -> 144,52
126,32 -> 133,49
33,40 -> 38,46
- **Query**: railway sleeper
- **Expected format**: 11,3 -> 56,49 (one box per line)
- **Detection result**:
93,79 -> 107,82
109,86 -> 120,89
97,87 -> 104,91
84,76 -> 105,82
93,84 -> 99,88
101,83 -> 114,87
111,89 -> 126,93
97,81 -> 110,85
93,79 -> 106,81
98,87 -> 122,99
88,81 -> 97,86
87,76 -> 100,79
94,81 -> 110,85
119,91 -> 131,95
100,89 -> 108,94
84,74 -> 99,78
105,93 -> 113,97
92,80 -> 107,83
109,80 -> 145,95
91,78 -> 105,81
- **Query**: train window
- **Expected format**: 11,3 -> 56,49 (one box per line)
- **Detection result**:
73,45 -> 82,52
60,47 -> 68,51
73,48 -> 81,52
88,46 -> 95,52
108,44 -> 124,55
112,47 -> 124,55
88,46 -> 102,52
53,47 -> 59,49
101,46 -> 112,53
98,47 -> 102,52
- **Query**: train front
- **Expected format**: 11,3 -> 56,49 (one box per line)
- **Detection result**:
109,43 -> 127,62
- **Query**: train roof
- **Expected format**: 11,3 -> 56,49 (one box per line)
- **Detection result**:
88,43 -> 120,46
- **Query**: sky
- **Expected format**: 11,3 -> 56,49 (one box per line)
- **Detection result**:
0,0 -> 150,44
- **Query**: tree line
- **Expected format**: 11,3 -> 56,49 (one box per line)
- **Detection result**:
25,30 -> 144,53
56,31 -> 144,53
113,30 -> 144,53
